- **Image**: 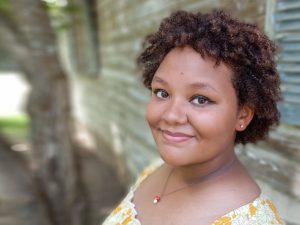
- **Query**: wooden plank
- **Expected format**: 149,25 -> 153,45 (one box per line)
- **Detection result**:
282,83 -> 300,94
279,42 -> 300,52
277,1 -> 300,11
275,21 -> 300,32
277,34 -> 300,42
278,64 -> 300,73
280,73 -> 300,84
279,53 -> 300,63
279,103 -> 300,125
282,93 -> 300,104
275,12 -> 300,22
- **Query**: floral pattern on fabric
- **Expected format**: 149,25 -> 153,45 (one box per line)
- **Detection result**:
104,190 -> 139,225
211,197 -> 283,225
102,160 -> 284,225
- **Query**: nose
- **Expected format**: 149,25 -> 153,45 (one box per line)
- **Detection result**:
161,98 -> 188,125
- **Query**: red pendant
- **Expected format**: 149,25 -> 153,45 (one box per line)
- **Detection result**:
153,195 -> 161,204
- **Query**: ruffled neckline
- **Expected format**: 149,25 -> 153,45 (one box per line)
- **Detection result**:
127,159 -> 268,225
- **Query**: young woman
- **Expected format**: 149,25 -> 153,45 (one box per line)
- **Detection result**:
103,10 -> 284,225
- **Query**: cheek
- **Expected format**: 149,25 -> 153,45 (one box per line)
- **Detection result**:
190,109 -> 238,137
146,101 -> 160,127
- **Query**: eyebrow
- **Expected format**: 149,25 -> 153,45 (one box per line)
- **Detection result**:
190,82 -> 218,92
152,76 -> 167,85
152,76 -> 218,92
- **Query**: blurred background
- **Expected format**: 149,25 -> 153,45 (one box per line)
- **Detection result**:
0,0 -> 299,225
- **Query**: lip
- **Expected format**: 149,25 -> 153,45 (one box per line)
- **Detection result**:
160,129 -> 194,143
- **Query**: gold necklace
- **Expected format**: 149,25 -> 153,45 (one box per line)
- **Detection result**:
153,158 -> 236,204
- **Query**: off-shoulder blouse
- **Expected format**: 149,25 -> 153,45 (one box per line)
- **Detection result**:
102,160 -> 284,225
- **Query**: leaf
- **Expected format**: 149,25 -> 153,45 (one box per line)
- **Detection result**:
0,0 -> 12,14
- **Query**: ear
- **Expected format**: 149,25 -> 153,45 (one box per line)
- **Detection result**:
235,104 -> 254,131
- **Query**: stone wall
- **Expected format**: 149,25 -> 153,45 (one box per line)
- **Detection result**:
61,1 -> 300,224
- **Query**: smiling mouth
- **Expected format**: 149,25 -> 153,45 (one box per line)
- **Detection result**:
159,129 -> 194,143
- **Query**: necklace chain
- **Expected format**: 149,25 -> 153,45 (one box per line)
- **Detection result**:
153,157 -> 237,204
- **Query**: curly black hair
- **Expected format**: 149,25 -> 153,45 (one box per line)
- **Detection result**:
137,10 -> 281,144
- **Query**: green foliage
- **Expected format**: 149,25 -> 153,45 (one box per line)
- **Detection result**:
0,0 -> 15,23
46,2 -> 81,32
0,0 -> 12,13
0,115 -> 29,141
47,3 -> 81,14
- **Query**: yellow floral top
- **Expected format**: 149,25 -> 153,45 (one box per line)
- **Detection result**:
102,160 -> 284,225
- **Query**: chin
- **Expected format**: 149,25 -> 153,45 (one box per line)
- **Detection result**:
158,146 -> 191,166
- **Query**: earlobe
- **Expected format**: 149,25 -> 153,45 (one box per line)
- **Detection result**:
236,105 -> 254,131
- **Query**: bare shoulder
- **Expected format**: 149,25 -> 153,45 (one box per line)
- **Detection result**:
134,161 -> 262,225
134,162 -> 171,202
186,163 -> 261,224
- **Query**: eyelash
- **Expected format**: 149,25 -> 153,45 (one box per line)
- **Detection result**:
152,88 -> 213,106
153,88 -> 169,99
190,95 -> 212,106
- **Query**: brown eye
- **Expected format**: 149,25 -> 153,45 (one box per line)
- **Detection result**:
191,95 -> 210,105
154,89 -> 169,99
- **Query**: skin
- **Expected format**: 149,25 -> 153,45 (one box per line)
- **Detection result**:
147,46 -> 253,180
134,46 -> 260,225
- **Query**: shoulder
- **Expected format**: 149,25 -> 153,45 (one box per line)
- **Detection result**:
212,195 -> 284,225
102,159 -> 164,225
133,158 -> 164,188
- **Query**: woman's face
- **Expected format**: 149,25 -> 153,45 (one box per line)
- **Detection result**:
146,46 -> 247,167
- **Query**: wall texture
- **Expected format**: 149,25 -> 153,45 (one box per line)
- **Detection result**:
60,1 -> 300,224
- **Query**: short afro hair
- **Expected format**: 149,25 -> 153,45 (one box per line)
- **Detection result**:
137,10 -> 281,145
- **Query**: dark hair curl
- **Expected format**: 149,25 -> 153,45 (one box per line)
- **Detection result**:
137,10 -> 281,144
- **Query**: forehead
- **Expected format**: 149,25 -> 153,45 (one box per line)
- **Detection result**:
153,46 -> 234,89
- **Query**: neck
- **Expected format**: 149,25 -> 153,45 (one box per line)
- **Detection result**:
172,154 -> 238,184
